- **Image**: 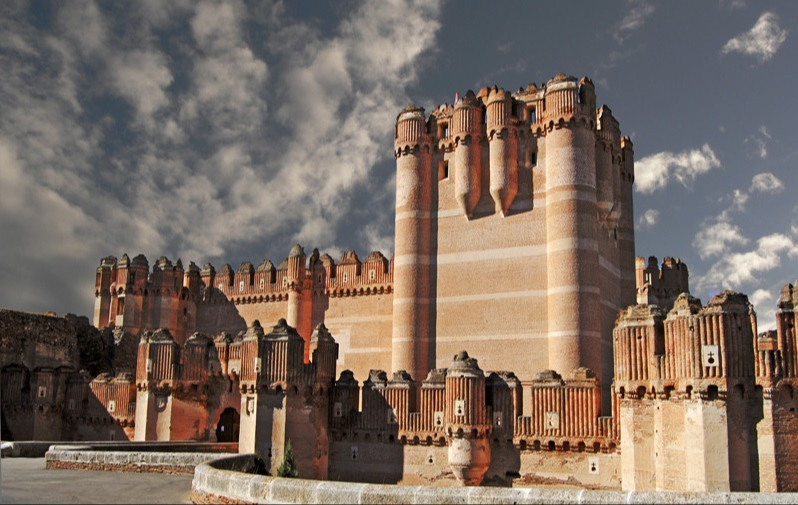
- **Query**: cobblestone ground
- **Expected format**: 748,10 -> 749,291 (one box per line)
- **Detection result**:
0,458 -> 193,504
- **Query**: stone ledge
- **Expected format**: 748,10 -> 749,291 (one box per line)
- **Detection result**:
45,449 -> 221,474
2,440 -> 237,458
192,454 -> 798,505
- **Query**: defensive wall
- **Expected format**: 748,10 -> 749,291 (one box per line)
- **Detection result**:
94,74 -> 638,403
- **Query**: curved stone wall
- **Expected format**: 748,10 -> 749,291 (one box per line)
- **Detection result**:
190,454 -> 798,505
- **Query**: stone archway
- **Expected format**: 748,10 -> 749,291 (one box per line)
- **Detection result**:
215,407 -> 240,442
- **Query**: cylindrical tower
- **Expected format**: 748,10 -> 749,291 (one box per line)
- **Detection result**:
452,91 -> 483,218
595,105 -> 620,223
391,106 -> 433,382
286,244 -> 306,343
93,256 -> 116,328
486,87 -> 518,215
619,136 -> 637,308
444,351 -> 491,486
543,75 -> 603,383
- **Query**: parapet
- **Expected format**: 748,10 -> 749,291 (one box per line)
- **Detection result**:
635,255 -> 690,312
447,350 -> 484,378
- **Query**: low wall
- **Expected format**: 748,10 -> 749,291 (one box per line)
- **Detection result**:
191,454 -> 798,504
1,440 -> 237,458
42,442 -> 238,475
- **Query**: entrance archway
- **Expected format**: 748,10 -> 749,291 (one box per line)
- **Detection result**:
216,407 -> 240,442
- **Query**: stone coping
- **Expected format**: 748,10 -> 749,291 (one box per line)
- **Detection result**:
191,454 -> 798,504
1,440 -> 237,458
45,448 -> 225,474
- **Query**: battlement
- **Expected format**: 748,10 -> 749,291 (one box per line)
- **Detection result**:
408,75 -> 599,148
135,319 -> 337,395
329,355 -> 616,455
95,247 -> 394,302
614,290 -> 758,398
93,246 -> 394,351
634,255 -> 690,312
394,74 -> 629,221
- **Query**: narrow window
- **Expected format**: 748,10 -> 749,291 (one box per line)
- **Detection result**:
529,107 -> 536,123
438,160 -> 449,181
369,269 -> 375,281
239,281 -> 244,293
259,278 -> 265,290
342,272 -> 349,283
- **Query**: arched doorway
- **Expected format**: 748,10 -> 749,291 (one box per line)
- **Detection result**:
216,407 -> 240,442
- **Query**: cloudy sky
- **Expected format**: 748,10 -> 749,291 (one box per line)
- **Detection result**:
1,0 -> 796,331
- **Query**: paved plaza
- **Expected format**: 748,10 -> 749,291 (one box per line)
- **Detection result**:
0,458 -> 193,504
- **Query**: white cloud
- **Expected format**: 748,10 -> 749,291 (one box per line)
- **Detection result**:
745,125 -> 771,159
635,144 -> 720,194
0,0 -> 444,319
731,189 -> 749,211
750,288 -> 777,332
695,233 -> 798,295
750,172 -> 784,194
180,0 -> 269,141
109,50 -> 173,127
613,1 -> 656,44
749,288 -> 773,308
719,0 -> 746,9
637,209 -> 660,230
722,11 -> 788,62
693,220 -> 749,260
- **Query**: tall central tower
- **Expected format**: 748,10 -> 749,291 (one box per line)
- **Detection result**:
391,74 -> 636,409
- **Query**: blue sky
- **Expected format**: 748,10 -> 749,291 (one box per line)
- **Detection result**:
1,0 -> 796,331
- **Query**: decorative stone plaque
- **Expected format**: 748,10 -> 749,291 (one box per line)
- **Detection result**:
702,345 -> 719,367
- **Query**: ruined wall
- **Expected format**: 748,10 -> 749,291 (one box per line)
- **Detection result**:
0,309 -> 115,440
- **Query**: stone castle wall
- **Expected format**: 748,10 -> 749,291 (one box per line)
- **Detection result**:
0,309 -> 130,441
93,75 -> 635,404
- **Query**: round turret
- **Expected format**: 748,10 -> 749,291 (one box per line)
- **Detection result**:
486,87 -> 518,215
444,351 -> 491,486
395,106 -> 427,151
452,91 -> 483,218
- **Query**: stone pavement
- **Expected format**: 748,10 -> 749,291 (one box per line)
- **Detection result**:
0,458 -> 193,504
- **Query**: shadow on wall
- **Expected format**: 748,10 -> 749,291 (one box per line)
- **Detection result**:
195,296 -> 247,338
328,391 -> 404,484
1,364 -> 130,441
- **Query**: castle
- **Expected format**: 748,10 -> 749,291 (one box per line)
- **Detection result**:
2,74 -> 797,492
